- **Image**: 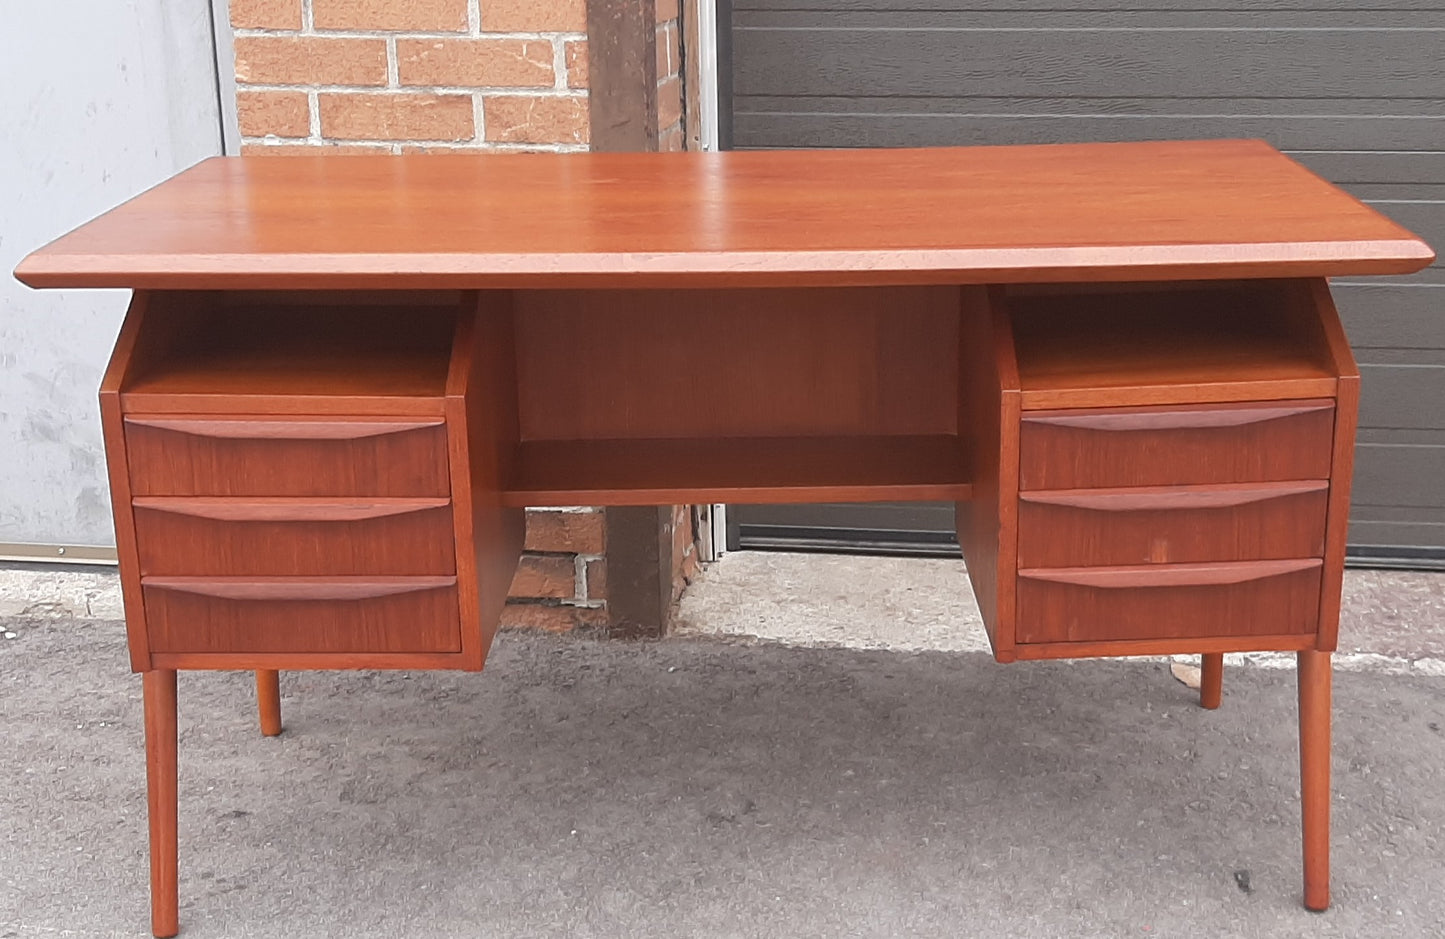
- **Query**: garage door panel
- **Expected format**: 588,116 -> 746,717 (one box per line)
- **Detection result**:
1349,517 -> 1445,554
1359,363 -> 1445,430
730,2 -> 1445,559
1354,442 -> 1445,509
741,0 -> 1444,11
740,8 -> 1443,27
1335,285 -> 1445,350
733,112 -> 1445,160
734,29 -> 1445,99
1289,152 -> 1445,187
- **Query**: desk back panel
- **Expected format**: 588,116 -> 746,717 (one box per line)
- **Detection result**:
513,287 -> 960,440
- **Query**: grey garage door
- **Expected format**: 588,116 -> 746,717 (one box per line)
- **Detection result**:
724,0 -> 1445,566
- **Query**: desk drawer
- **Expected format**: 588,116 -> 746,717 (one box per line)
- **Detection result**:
125,416 -> 450,497
133,498 -> 456,576
1018,481 -> 1328,568
1019,401 -> 1334,490
1016,560 -> 1322,644
142,577 -> 461,654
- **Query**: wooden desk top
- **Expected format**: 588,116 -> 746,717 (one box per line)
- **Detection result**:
16,140 -> 1433,290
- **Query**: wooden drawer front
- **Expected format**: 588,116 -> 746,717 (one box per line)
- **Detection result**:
1016,560 -> 1322,644
1018,482 -> 1328,568
1019,401 -> 1335,490
142,577 -> 461,654
125,417 -> 450,497
133,498 -> 456,576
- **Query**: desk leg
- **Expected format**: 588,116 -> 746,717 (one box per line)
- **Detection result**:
1298,650 -> 1332,912
1199,653 -> 1223,709
143,669 -> 179,938
256,669 -> 282,737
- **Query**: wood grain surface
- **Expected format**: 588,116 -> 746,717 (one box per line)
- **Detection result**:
514,286 -> 960,440
124,416 -> 451,497
15,141 -> 1432,290
956,286 -> 1021,662
1007,283 -> 1341,409
1016,559 -> 1323,644
1019,400 -> 1336,490
503,435 -> 970,506
132,499 -> 457,576
141,577 -> 462,654
1017,481 -> 1328,568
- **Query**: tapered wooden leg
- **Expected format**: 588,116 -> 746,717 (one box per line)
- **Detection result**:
143,669 -> 179,938
1298,650 -> 1332,912
256,669 -> 282,737
1199,653 -> 1223,709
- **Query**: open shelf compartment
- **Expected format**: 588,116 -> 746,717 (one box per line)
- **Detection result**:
1005,280 -> 1340,409
118,290 -> 465,414
501,285 -> 974,506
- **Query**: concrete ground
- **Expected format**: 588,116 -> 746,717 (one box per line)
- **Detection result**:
2,555 -> 1444,938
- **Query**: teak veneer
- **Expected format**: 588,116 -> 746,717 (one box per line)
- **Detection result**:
15,142 -> 1435,936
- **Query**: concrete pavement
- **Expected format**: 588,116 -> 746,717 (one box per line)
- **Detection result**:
2,555 -> 1444,938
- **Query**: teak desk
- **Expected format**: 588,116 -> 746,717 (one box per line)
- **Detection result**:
16,141 -> 1435,936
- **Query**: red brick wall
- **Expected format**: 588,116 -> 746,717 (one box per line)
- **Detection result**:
656,0 -> 684,151
230,0 -> 590,152
670,505 -> 700,602
503,509 -> 608,632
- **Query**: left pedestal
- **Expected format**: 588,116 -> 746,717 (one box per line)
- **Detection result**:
101,289 -> 524,935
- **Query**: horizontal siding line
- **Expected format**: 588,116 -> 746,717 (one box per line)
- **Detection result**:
1291,149 -> 1445,154
736,25 -> 1445,31
739,8 -> 1445,12
734,110 -> 1445,120
735,3 -> 1445,8
735,96 -> 1445,104
1359,442 -> 1445,449
1365,199 -> 1445,204
1359,363 -> 1445,369
1334,281 -> 1445,287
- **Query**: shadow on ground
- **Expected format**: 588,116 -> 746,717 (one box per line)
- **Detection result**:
2,619 -> 1443,938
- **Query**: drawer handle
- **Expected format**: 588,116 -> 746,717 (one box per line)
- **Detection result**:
142,576 -> 456,601
1021,480 -> 1327,512
1023,401 -> 1332,432
1020,558 -> 1321,589
133,497 -> 450,522
126,417 -> 443,440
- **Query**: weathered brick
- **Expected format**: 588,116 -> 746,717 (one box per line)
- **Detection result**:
657,75 -> 682,132
234,36 -> 387,87
237,90 -> 310,138
229,0 -> 302,30
312,0 -> 468,31
659,123 -> 685,152
398,39 -> 554,88
509,554 -> 577,599
564,40 -> 589,89
656,21 -> 679,78
500,602 -> 607,633
656,0 -> 680,25
319,93 -> 474,141
399,144 -> 488,153
524,510 -> 604,554
585,558 -> 607,600
241,142 -> 390,155
484,95 -> 588,145
480,0 -> 585,32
